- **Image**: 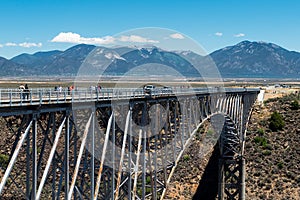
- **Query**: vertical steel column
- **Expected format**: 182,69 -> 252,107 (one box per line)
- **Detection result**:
52,113 -> 57,200
160,104 -> 168,189
132,129 -> 142,199
91,110 -> 95,199
115,110 -> 131,199
186,98 -> 192,137
180,100 -> 185,147
218,159 -> 224,200
112,113 -> 116,200
73,115 -> 78,200
239,158 -> 245,200
26,119 -> 31,199
65,112 -> 70,200
128,105 -> 133,200
173,100 -> 180,155
142,102 -> 147,199
32,114 -> 38,200
94,114 -> 113,200
168,100 -> 176,163
153,103 -> 159,200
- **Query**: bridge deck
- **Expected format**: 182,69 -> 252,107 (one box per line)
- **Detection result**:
0,87 -> 259,108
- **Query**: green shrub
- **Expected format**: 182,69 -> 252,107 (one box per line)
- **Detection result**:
269,111 -> 285,131
277,162 -> 284,169
279,93 -> 297,103
0,154 -> 9,167
257,128 -> 265,136
183,154 -> 190,161
262,150 -> 271,156
290,100 -> 300,110
254,136 -> 267,147
265,144 -> 273,150
146,188 -> 151,193
146,176 -> 151,184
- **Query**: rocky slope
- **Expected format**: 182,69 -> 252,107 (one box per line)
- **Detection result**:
245,94 -> 300,199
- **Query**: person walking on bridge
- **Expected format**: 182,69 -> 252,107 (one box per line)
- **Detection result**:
24,84 -> 29,100
19,84 -> 25,99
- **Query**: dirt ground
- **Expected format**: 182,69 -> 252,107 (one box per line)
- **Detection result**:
263,87 -> 300,100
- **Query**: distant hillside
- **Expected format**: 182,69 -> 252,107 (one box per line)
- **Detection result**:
101,47 -> 200,76
210,41 -> 300,78
11,50 -> 62,67
9,44 -> 200,77
0,56 -> 31,76
11,44 -> 96,76
2,41 -> 300,78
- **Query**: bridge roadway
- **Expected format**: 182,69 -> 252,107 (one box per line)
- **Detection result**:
0,87 -> 259,200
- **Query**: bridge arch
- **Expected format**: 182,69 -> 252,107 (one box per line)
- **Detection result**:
160,110 -> 245,199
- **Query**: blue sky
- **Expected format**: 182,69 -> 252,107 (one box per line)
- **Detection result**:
0,0 -> 299,58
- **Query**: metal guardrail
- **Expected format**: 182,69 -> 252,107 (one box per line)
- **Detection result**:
0,88 -> 142,107
0,87 -> 259,107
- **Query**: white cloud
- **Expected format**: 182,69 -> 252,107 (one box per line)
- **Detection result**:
19,42 -> 42,48
170,33 -> 185,39
234,33 -> 245,37
0,44 -> 3,48
3,42 -> 42,48
51,32 -> 115,45
215,32 -> 223,36
5,42 -> 17,47
51,32 -> 159,45
119,35 -> 159,43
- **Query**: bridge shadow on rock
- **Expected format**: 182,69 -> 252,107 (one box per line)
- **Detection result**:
193,144 -> 220,200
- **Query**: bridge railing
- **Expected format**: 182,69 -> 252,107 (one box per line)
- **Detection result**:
0,87 -> 147,106
0,87 -> 256,107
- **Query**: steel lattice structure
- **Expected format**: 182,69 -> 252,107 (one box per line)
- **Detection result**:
0,88 -> 259,200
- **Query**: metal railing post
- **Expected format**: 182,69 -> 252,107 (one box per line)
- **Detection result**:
64,90 -> 67,102
9,90 -> 12,106
39,91 -> 42,104
30,89 -> 32,105
49,89 -> 51,103
72,90 -> 74,103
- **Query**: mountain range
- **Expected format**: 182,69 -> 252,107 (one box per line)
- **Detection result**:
1,40 -> 300,78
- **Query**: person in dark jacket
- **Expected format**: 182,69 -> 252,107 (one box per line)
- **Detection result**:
24,84 -> 29,100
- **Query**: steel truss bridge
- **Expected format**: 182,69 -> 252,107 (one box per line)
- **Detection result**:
0,87 -> 259,200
